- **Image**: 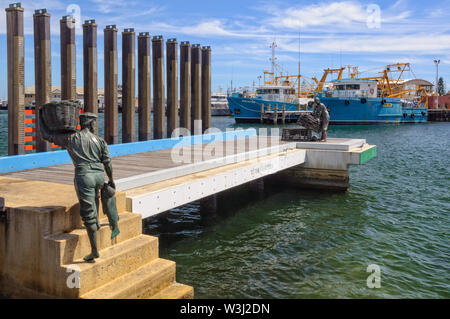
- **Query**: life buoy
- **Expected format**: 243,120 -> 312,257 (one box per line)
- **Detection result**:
370,88 -> 374,94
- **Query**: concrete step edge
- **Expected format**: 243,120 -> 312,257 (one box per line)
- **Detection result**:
62,234 -> 158,269
81,258 -> 175,299
149,282 -> 194,299
46,212 -> 139,241
60,234 -> 159,296
45,212 -> 143,264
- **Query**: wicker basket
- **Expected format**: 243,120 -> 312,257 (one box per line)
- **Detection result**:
41,101 -> 81,133
297,114 -> 320,132
281,128 -> 312,141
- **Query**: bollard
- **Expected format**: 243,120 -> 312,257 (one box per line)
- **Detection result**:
138,32 -> 151,141
260,104 -> 264,124
104,25 -> 118,144
83,20 -> 98,133
34,8 -> 52,152
152,35 -> 165,139
166,38 -> 178,138
201,46 -> 211,132
5,3 -> 25,155
274,105 -> 278,124
0,197 -> 5,222
180,42 -> 191,132
60,15 -> 76,101
122,28 -> 135,143
191,44 -> 202,135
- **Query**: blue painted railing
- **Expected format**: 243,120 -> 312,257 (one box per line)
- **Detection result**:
0,129 -> 257,173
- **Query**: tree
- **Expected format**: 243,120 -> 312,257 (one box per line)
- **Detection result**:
437,77 -> 446,96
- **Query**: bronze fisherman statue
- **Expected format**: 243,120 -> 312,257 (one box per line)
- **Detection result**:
39,110 -> 120,262
297,97 -> 330,141
311,97 -> 330,141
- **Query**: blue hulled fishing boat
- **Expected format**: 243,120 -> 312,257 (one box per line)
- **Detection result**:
227,42 -> 428,124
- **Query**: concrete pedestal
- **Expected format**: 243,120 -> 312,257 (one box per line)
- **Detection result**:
0,177 -> 193,299
269,138 -> 375,191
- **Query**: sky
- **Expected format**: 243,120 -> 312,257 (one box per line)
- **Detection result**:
0,0 -> 449,99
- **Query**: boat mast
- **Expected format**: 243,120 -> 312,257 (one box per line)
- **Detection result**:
298,32 -> 301,98
270,41 -> 277,85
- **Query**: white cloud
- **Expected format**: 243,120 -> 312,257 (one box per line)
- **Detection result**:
264,0 -> 413,33
91,0 -> 134,14
281,33 -> 450,54
180,20 -> 235,37
269,1 -> 368,29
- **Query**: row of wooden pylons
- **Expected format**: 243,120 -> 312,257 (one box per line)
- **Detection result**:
5,3 -> 212,155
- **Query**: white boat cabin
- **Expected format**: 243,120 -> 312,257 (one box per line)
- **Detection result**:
255,86 -> 296,102
327,79 -> 378,98
211,93 -> 227,102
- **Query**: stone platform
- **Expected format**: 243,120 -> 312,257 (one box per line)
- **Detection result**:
295,138 -> 367,151
0,177 -> 193,299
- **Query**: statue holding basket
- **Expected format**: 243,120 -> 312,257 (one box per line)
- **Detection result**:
38,101 -> 120,262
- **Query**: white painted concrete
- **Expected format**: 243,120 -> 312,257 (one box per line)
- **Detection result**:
126,149 -> 306,219
298,143 -> 374,170
116,142 -> 297,191
296,138 -> 366,151
124,138 -> 375,218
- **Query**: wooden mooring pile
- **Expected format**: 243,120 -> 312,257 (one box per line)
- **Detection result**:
5,2 -> 212,155
259,103 -> 309,124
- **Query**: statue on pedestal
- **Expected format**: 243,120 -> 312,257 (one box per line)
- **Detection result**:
39,107 -> 120,262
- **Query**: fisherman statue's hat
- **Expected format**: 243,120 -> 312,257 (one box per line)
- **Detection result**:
80,112 -> 98,119
79,112 -> 97,126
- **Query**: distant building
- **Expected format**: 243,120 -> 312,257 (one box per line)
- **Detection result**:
24,86 -> 106,110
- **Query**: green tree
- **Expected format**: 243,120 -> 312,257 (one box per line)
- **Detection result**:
437,77 -> 446,95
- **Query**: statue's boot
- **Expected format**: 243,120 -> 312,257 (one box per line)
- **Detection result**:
321,131 -> 327,142
95,196 -> 101,230
110,219 -> 120,239
84,223 -> 100,262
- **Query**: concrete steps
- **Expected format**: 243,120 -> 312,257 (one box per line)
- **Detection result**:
61,234 -> 159,297
45,212 -> 142,264
40,190 -> 193,299
149,282 -> 194,299
81,258 -> 175,299
98,191 -> 127,220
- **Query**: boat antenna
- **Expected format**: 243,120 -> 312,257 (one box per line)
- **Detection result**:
298,31 -> 301,97
270,39 -> 277,84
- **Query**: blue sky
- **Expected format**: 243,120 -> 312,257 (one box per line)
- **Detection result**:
0,0 -> 449,99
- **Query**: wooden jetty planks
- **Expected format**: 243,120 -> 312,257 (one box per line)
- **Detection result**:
1,137 -> 287,185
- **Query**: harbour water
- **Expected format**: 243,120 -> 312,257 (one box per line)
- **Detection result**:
0,110 -> 448,298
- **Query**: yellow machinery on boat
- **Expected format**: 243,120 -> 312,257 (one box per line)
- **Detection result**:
350,63 -> 431,108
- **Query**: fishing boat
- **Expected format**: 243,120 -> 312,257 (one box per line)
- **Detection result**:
227,43 -> 429,124
319,78 -> 428,124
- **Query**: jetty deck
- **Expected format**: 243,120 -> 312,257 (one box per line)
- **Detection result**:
1,136 -> 284,186
1,132 -> 375,219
